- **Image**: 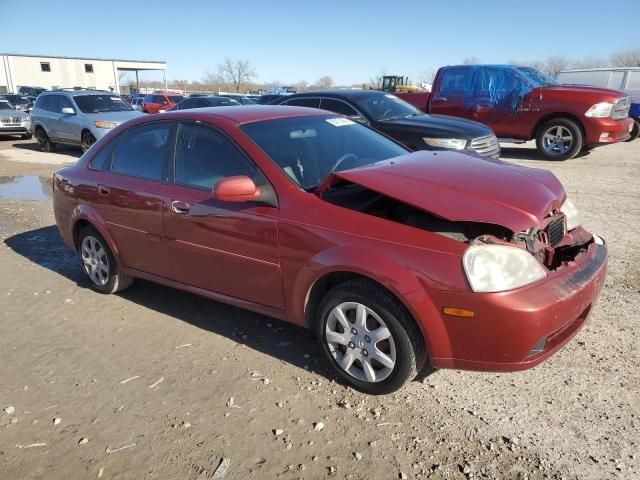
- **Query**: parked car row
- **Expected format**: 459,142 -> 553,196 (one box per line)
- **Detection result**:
52,104 -> 608,393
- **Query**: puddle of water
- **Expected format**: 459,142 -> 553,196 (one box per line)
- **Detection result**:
0,176 -> 52,201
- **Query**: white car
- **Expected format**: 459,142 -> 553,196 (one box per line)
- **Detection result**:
131,97 -> 144,111
0,99 -> 31,139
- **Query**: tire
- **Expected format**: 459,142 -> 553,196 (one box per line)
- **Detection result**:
35,127 -> 56,152
535,118 -> 583,161
81,131 -> 96,153
625,121 -> 640,142
316,279 -> 426,394
21,133 -> 32,140
77,225 -> 133,294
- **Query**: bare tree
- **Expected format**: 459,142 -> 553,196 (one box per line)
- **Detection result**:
611,48 -> 640,67
418,68 -> 437,84
294,80 -> 308,93
543,56 -> 572,78
217,58 -> 256,92
463,57 -> 480,65
572,56 -> 610,69
316,76 -> 334,90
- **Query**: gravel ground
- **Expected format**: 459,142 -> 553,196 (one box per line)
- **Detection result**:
0,136 -> 638,480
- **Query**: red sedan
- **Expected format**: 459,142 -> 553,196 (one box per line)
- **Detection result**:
52,106 -> 607,394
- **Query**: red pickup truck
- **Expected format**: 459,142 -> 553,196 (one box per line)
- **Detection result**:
396,65 -> 633,160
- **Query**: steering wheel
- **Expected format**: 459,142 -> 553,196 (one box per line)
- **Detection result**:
330,153 -> 360,173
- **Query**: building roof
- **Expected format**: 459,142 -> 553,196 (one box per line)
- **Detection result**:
0,52 -> 165,64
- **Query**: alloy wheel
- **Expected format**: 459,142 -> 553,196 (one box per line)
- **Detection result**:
324,301 -> 396,383
81,235 -> 109,286
542,126 -> 574,156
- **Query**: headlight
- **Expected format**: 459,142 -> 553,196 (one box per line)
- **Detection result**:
463,244 -> 547,293
423,137 -> 467,150
560,197 -> 580,231
585,102 -> 613,118
94,121 -> 117,129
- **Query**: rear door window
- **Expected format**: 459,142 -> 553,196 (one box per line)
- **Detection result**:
627,71 -> 640,90
286,97 -> 320,108
111,123 -> 173,181
320,98 -> 358,116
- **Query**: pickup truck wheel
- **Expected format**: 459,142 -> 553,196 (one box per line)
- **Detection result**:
536,118 -> 583,160
625,121 -> 640,142
316,279 -> 426,394
35,128 -> 56,152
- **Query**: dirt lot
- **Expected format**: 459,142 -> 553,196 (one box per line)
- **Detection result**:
0,136 -> 638,480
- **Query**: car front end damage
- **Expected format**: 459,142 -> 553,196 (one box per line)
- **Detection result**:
317,152 -> 608,371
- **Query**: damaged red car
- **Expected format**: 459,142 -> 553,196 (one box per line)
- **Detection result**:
53,106 -> 608,394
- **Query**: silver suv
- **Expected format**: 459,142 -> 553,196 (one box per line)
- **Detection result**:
30,90 -> 143,152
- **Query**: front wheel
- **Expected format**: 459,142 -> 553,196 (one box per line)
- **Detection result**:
78,225 -> 133,294
35,127 -> 56,152
536,118 -> 583,160
316,279 -> 426,394
81,131 -> 96,153
625,121 -> 640,142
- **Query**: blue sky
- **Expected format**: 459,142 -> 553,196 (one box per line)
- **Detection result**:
3,0 -> 639,85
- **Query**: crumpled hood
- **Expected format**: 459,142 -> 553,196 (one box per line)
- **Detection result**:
319,151 -> 566,232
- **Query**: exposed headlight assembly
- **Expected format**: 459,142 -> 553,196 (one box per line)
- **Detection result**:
463,244 -> 547,293
423,137 -> 467,150
94,121 -> 117,129
560,197 -> 580,231
585,102 -> 613,118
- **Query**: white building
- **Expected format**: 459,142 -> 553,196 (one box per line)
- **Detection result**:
0,53 -> 167,94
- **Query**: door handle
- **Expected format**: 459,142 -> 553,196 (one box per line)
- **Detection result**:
97,184 -> 111,196
171,200 -> 191,214
432,96 -> 448,103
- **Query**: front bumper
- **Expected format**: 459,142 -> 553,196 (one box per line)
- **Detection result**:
584,116 -> 633,145
414,239 -> 607,371
0,125 -> 30,135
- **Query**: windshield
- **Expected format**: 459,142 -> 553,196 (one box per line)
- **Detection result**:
0,101 -> 15,110
74,95 -> 133,113
516,67 -> 559,87
241,115 -> 408,190
354,93 -> 422,122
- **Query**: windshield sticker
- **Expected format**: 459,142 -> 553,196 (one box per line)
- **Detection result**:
326,118 -> 355,127
111,97 -> 124,102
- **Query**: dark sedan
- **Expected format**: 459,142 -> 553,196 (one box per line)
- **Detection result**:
273,90 -> 500,158
169,96 -> 241,111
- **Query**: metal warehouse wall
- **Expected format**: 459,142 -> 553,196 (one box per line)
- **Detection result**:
0,55 -> 167,94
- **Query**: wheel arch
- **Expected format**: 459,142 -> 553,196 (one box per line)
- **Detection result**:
71,205 -> 120,258
532,113 -> 586,140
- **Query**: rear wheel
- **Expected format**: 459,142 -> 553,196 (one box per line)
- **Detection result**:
625,121 -> 640,142
78,225 -> 133,294
536,118 -> 583,160
81,131 -> 96,153
316,279 -> 426,394
35,127 -> 56,152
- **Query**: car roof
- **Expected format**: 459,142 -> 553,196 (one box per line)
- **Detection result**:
162,105 -> 328,124
283,89 -> 393,101
43,90 -> 113,96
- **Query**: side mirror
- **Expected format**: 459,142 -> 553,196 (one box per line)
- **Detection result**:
213,176 -> 260,202
61,107 -> 75,115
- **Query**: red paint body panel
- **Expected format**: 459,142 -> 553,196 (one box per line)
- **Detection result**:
427,66 -> 633,146
142,94 -> 183,114
322,151 -> 566,233
53,106 -> 608,372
